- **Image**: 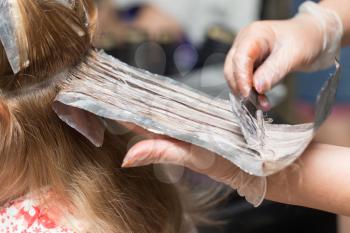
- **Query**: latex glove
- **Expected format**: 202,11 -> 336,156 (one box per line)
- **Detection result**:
224,1 -> 343,97
122,138 -> 267,207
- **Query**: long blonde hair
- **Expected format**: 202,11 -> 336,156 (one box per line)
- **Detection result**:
0,0 -> 208,232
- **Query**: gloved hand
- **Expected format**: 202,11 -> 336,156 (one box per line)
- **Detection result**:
122,138 -> 267,207
224,1 -> 343,97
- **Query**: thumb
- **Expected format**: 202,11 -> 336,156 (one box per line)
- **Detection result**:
122,139 -> 189,168
122,139 -> 218,173
122,139 -> 244,186
253,49 -> 293,94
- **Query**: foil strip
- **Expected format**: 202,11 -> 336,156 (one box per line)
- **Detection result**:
0,0 -> 22,73
0,0 -> 87,74
54,50 -> 340,177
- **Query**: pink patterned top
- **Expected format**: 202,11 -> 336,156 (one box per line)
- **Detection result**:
0,194 -> 84,233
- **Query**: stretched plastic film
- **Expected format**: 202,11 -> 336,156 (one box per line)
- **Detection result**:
0,0 -> 22,73
0,0 -> 83,74
54,50 -> 340,178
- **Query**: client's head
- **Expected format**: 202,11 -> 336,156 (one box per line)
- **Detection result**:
0,1 -> 198,232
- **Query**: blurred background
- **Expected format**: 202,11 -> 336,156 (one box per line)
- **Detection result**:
93,0 -> 350,232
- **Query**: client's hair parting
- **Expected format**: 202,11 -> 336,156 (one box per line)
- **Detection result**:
0,1 -> 219,232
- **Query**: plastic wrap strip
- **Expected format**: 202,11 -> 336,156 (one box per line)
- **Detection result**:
0,0 -> 88,74
54,50 -> 340,177
0,0 -> 22,73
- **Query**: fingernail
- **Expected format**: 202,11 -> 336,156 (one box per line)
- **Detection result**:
122,149 -> 148,168
255,79 -> 264,94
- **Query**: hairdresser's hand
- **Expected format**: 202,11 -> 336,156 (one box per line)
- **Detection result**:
122,139 -> 266,206
224,1 -> 343,97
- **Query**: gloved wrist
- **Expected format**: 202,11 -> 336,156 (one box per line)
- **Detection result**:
297,1 -> 343,71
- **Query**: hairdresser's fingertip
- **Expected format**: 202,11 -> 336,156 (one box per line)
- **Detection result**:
122,144 -> 149,168
121,155 -> 137,168
121,159 -> 133,168
254,78 -> 263,94
258,95 -> 271,111
254,76 -> 271,95
122,153 -> 152,168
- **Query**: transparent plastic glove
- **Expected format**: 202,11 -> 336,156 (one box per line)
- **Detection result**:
122,139 -> 266,207
224,1 -> 343,97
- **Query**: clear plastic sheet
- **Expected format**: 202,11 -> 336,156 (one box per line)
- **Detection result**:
54,50 -> 341,178
56,0 -> 75,7
0,0 -> 85,74
0,0 -> 22,73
